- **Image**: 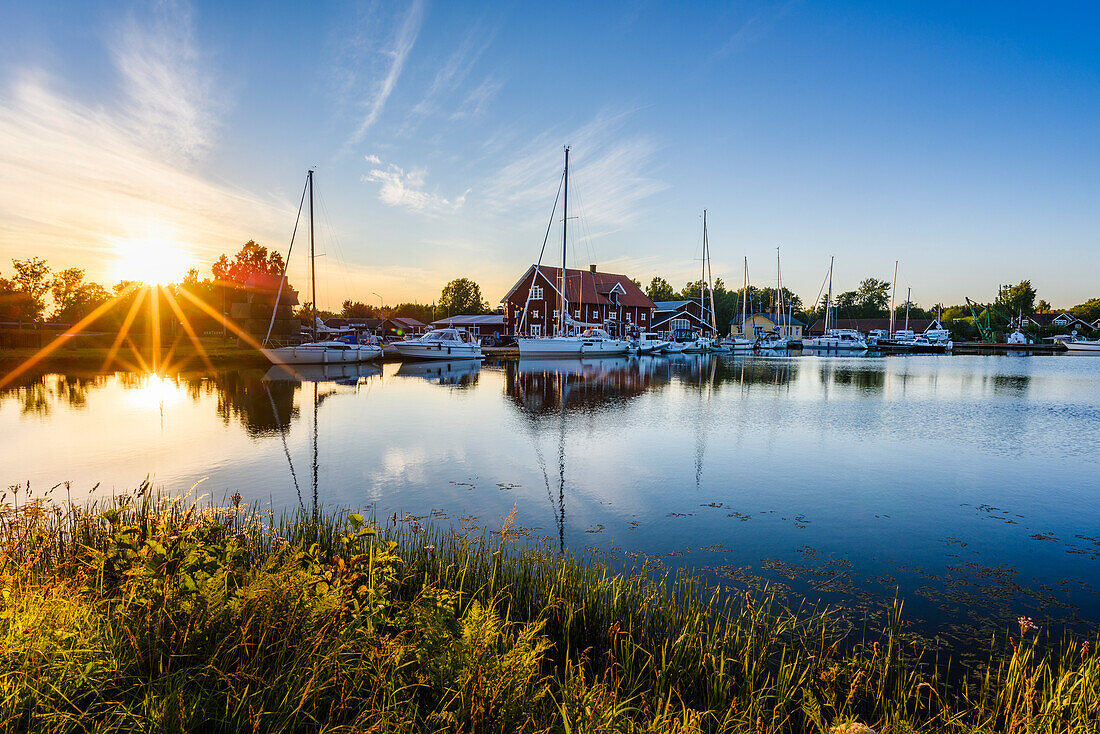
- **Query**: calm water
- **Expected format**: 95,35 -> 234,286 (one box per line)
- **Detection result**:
4,353 -> 1099,642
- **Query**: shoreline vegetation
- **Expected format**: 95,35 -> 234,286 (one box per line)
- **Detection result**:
2,489 -> 1097,733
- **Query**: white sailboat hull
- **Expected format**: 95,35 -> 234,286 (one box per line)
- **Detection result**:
264,342 -> 382,364
802,338 -> 868,351
517,336 -> 632,357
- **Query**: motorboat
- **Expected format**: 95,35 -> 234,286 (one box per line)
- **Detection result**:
634,332 -> 669,354
262,362 -> 382,384
518,328 -> 632,357
264,339 -> 382,364
754,333 -> 789,350
390,327 -> 483,360
802,329 -> 868,351
1064,338 -> 1100,353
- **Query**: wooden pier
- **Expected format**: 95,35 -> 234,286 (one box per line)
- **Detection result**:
952,341 -> 1066,354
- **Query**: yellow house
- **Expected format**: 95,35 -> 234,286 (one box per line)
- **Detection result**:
730,313 -> 805,339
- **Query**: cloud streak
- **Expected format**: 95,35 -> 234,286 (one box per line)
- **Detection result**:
346,0 -> 425,144
481,109 -> 665,230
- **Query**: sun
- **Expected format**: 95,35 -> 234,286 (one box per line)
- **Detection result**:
112,238 -> 193,286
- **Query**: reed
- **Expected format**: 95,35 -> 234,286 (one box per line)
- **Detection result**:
1,488 -> 1097,733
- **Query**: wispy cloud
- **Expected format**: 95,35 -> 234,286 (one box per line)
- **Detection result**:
451,75 -> 503,119
343,0 -> 426,145
481,109 -> 665,229
362,155 -> 470,214
112,0 -> 216,160
714,0 -> 797,59
411,24 -> 496,119
0,2 -> 293,286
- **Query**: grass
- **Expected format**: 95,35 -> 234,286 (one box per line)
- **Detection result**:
1,485 -> 1097,733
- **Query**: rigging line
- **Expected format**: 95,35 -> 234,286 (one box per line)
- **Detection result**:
265,176 -> 309,345
264,380 -> 304,511
519,168 -> 565,333
812,264 -> 830,319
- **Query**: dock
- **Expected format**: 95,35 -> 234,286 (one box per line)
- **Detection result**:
952,341 -> 1066,354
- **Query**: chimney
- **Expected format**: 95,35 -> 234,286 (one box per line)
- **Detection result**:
589,264 -> 597,274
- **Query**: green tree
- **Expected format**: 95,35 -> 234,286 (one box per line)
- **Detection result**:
645,276 -> 677,302
438,278 -> 488,316
893,301 -> 931,321
212,241 -> 285,284
1036,299 -> 1051,314
342,300 -> 381,319
995,280 -> 1037,317
1069,298 -> 1100,323
8,257 -> 52,321
50,268 -> 111,323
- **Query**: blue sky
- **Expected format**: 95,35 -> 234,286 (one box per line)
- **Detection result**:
1,0 -> 1097,309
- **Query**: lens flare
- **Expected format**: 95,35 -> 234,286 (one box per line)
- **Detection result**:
112,238 -> 192,285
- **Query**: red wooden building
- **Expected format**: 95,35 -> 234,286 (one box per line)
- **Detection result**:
501,265 -> 656,337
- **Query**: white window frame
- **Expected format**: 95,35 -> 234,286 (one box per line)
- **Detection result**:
529,285 -> 543,300
530,324 -> 542,337
672,318 -> 689,331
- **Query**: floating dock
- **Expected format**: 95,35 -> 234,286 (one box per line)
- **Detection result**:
952,341 -> 1066,354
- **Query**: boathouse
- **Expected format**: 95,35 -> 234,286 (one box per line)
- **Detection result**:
650,302 -> 716,337
501,265 -> 656,338
731,313 -> 805,339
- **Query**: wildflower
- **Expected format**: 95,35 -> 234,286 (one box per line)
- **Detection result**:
231,491 -> 243,509
425,543 -> 435,559
1018,616 -> 1038,634
829,723 -> 876,734
1082,641 -> 1091,659
412,520 -> 423,534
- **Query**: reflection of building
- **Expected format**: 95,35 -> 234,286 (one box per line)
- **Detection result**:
505,358 -> 663,416
502,265 -> 656,337
731,313 -> 805,339
227,273 -> 299,346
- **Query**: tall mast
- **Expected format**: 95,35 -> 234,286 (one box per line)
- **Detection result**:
905,286 -> 911,332
741,256 -> 748,336
776,246 -> 781,337
825,256 -> 834,333
700,210 -> 707,333
309,169 -> 317,341
560,146 -> 569,337
889,260 -> 898,336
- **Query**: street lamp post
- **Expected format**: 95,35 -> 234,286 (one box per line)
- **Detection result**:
372,292 -> 383,317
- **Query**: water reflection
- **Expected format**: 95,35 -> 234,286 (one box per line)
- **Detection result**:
395,359 -> 481,387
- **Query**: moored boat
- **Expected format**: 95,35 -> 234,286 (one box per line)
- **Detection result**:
390,327 -> 483,360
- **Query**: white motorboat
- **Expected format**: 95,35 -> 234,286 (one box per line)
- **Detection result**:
518,328 -> 631,357
802,328 -> 868,351
754,333 -> 789,350
634,331 -> 669,354
262,170 -> 382,365
390,327 -> 483,360
264,339 -> 382,364
395,359 -> 482,384
1064,339 -> 1100,353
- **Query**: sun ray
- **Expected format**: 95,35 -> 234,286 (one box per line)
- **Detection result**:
151,285 -> 161,373
0,284 -> 139,390
125,337 -> 151,374
177,286 -> 306,381
101,286 -> 150,371
161,288 -> 216,373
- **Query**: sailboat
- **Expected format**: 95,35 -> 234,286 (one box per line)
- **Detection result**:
516,148 -> 632,357
727,257 -> 756,350
263,170 -> 382,365
756,247 -> 791,350
674,211 -> 720,353
801,257 -> 868,351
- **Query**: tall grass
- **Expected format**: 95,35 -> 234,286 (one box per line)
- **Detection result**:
1,487 -> 1097,733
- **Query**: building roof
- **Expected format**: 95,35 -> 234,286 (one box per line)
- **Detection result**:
653,300 -> 707,313
651,309 -> 716,332
431,314 -> 506,327
325,317 -> 383,330
806,317 -> 942,333
1026,313 -> 1090,327
730,312 -> 805,327
503,265 -> 655,310
385,317 -> 427,328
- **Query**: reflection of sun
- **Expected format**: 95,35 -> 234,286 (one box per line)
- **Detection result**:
128,373 -> 186,410
112,238 -> 192,285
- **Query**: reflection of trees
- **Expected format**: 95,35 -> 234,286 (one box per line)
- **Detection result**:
209,370 -> 297,436
990,373 -> 1030,396
819,363 -> 886,392
0,373 -> 102,416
